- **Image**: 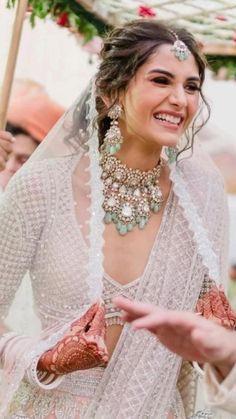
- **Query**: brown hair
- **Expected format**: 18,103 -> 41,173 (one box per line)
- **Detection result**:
95,19 -> 210,155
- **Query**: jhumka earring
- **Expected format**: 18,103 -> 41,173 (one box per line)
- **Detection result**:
165,146 -> 179,164
169,30 -> 190,61
104,104 -> 123,155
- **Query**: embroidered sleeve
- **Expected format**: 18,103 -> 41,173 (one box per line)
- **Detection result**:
196,276 -> 236,330
0,165 -> 47,320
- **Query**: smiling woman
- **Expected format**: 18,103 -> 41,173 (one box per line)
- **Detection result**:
0,19 -> 234,419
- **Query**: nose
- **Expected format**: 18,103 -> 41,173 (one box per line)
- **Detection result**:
169,85 -> 187,108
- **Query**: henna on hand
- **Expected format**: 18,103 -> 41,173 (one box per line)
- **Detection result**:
38,300 -> 108,375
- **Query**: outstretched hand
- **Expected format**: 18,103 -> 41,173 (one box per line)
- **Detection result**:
113,296 -> 236,377
0,130 -> 14,170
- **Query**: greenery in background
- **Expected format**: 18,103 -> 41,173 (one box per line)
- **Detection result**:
7,0 -> 109,42
6,0 -> 236,78
207,56 -> 236,79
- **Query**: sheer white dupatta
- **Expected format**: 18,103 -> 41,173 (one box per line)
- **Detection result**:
0,80 -> 105,416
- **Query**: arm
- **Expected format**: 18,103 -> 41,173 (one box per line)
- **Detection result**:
0,174 -> 39,327
114,297 -> 236,414
0,165 -> 61,389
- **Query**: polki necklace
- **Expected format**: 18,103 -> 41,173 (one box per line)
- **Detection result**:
100,152 -> 164,235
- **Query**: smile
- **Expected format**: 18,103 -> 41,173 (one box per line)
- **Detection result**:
154,112 -> 183,126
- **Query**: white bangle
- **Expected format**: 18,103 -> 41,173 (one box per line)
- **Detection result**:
0,332 -> 19,367
26,355 -> 64,390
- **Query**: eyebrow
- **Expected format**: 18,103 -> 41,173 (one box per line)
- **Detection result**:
147,69 -> 201,82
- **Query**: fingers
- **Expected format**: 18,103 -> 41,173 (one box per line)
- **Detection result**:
113,296 -> 158,321
0,130 -> 15,148
132,310 -> 199,331
0,131 -> 15,170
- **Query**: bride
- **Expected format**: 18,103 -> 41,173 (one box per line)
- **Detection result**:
0,19 -> 235,418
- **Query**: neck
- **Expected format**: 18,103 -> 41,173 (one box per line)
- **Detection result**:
115,137 -> 162,171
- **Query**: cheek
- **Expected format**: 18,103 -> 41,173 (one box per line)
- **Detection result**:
188,95 -> 200,117
124,94 -> 145,124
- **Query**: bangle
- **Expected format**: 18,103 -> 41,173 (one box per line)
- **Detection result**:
0,332 -> 21,367
26,355 -> 64,390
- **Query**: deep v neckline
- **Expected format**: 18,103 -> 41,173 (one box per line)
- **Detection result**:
68,156 -> 175,287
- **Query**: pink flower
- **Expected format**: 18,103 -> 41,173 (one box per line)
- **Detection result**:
138,5 -> 156,18
215,15 -> 228,21
233,36 -> 236,43
57,12 -> 70,27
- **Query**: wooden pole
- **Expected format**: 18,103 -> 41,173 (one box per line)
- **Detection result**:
0,0 -> 28,129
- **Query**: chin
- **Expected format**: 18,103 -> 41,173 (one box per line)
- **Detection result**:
153,134 -> 181,149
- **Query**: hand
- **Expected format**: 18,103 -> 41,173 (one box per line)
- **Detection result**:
113,296 -> 236,379
38,300 -> 108,375
0,130 -> 14,170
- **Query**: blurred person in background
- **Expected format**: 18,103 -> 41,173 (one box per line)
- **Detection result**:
0,79 -> 64,191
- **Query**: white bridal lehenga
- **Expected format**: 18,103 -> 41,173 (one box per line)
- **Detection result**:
0,84 -> 234,419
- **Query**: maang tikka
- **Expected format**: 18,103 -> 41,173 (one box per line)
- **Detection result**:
169,30 -> 190,61
104,104 -> 123,154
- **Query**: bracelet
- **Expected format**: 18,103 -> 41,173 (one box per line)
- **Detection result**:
26,355 -> 64,390
0,332 -> 19,367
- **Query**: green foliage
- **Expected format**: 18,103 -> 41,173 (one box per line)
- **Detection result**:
207,55 -> 236,79
6,0 -> 106,42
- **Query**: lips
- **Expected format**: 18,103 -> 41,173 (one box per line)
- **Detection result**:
153,112 -> 184,126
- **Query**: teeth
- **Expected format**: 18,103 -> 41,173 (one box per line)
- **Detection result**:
154,113 -> 181,125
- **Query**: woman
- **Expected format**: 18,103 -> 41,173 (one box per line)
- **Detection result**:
0,20 -> 235,418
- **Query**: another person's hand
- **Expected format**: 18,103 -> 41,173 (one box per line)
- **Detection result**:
113,296 -> 236,380
0,130 -> 14,170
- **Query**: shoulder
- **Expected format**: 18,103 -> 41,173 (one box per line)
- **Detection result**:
175,153 -> 227,222
2,157 -> 75,232
5,156 -> 74,202
178,153 -> 225,199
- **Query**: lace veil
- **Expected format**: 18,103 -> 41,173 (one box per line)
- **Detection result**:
0,79 -> 106,415
0,76 -> 229,417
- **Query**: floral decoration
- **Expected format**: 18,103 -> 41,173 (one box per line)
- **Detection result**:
7,0 -> 99,43
138,5 -> 156,18
215,15 -> 228,21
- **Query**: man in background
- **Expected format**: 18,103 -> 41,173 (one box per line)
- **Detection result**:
0,79 -> 64,190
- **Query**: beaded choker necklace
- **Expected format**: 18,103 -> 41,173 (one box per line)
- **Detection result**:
100,152 -> 164,235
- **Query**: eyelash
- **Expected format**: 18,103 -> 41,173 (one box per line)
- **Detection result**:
151,77 -> 200,93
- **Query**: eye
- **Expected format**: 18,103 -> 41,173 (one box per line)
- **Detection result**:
151,77 -> 170,85
185,83 -> 200,93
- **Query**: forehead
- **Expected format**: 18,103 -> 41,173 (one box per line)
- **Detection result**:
137,43 -> 200,79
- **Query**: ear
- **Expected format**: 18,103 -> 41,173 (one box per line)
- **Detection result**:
101,91 -> 123,109
101,96 -> 111,109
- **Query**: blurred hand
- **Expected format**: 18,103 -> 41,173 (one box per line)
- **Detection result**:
0,130 -> 14,171
113,296 -> 236,379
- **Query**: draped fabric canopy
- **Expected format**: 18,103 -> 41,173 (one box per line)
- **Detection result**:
76,0 -> 236,53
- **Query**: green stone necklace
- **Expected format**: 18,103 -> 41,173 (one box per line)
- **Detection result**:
100,152 -> 164,236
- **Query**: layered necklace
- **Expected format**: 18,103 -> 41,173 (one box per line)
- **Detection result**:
100,151 -> 164,235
